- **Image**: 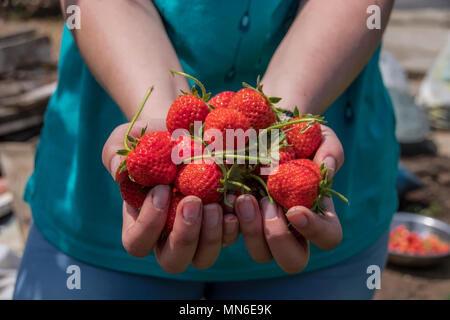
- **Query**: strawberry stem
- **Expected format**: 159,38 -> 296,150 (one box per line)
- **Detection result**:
248,173 -> 274,203
182,153 -> 271,164
327,188 -> 349,204
264,115 -> 325,132
170,69 -> 209,101
123,86 -> 154,152
227,180 -> 252,192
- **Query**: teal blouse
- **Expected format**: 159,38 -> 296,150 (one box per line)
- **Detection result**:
24,0 -> 399,281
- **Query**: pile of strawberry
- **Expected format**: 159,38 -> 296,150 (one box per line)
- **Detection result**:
389,225 -> 450,256
116,70 -> 347,238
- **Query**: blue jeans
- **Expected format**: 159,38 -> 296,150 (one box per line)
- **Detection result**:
13,224 -> 389,300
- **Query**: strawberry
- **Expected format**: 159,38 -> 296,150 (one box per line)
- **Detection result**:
204,107 -> 250,149
175,161 -> 223,204
126,131 -> 177,186
274,146 -> 296,164
228,88 -> 276,131
208,91 -> 235,109
267,159 -> 347,212
166,70 -> 212,134
172,135 -> 204,164
166,95 -> 209,134
162,192 -> 184,238
118,169 -> 149,210
115,165 -> 130,183
285,118 -> 322,159
258,146 -> 296,179
117,88 -> 177,187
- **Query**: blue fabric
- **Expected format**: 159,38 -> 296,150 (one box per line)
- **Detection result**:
396,163 -> 423,196
24,0 -> 399,281
14,224 -> 389,300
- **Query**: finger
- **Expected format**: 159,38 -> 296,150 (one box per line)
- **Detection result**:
155,196 -> 203,274
102,120 -> 152,181
222,214 -> 239,247
313,125 -> 344,179
192,203 -> 223,269
261,198 -> 309,274
223,194 -> 236,214
122,185 -> 170,257
235,195 -> 272,263
286,197 -> 342,250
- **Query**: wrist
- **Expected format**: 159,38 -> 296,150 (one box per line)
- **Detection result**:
261,74 -> 321,115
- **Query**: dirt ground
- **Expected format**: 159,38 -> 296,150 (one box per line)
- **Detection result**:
374,131 -> 450,300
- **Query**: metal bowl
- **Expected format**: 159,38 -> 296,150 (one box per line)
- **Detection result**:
388,212 -> 450,267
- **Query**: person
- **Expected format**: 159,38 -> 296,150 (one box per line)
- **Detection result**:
13,0 -> 398,299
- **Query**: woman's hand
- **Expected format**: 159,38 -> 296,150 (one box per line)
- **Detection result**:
234,125 -> 344,273
102,121 -> 240,273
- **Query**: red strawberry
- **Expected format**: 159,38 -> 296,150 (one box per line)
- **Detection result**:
172,135 -> 204,164
175,161 -> 223,204
267,159 -> 322,210
162,192 -> 184,238
115,165 -> 130,183
126,131 -> 177,186
267,159 -> 348,212
258,146 -> 296,178
274,146 -> 296,164
208,91 -> 235,109
228,88 -> 276,130
166,70 -> 212,134
285,119 -> 322,158
166,95 -> 209,134
204,107 -> 251,150
118,170 -> 149,210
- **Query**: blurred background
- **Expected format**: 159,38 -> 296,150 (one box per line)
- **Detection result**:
0,0 -> 449,300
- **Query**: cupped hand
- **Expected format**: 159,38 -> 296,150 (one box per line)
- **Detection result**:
235,124 -> 344,273
102,121 -> 240,273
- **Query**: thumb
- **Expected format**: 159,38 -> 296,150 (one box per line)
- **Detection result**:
286,197 -> 342,250
102,123 -> 130,181
102,121 -> 151,181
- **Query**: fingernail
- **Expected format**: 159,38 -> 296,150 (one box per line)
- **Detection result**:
223,194 -> 236,213
261,198 -> 278,220
182,198 -> 202,223
152,185 -> 170,210
287,209 -> 308,228
237,196 -> 255,221
324,156 -> 336,177
111,156 -> 122,180
204,204 -> 219,228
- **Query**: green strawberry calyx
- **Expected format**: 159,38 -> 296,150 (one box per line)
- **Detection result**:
216,163 -> 255,208
311,163 -> 349,214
